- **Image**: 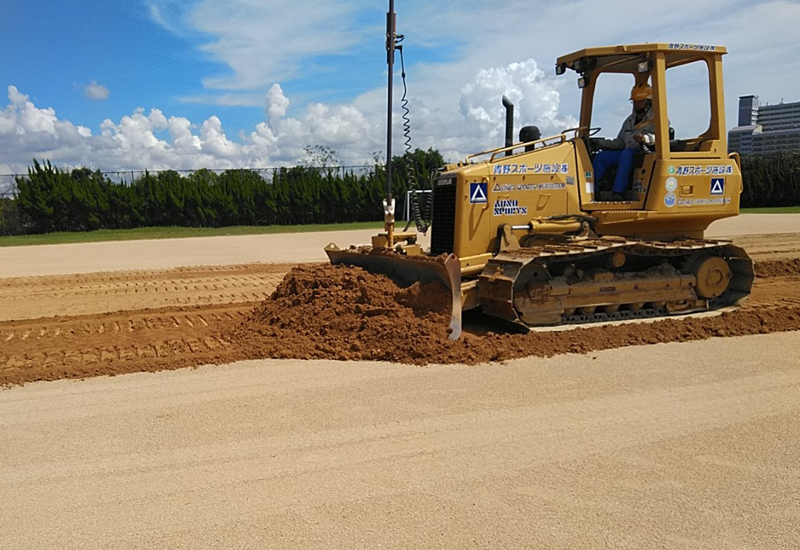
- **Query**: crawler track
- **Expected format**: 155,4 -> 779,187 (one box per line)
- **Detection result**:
479,238 -> 753,328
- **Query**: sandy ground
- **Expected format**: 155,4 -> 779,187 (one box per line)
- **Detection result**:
2,335 -> 799,549
0,228 -> 382,277
2,214 -> 798,278
1,214 -> 800,548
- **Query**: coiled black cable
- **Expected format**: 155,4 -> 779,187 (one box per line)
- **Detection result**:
397,45 -> 432,234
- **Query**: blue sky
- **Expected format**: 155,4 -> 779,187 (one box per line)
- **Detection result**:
1,0 -> 799,181
3,3 -> 199,125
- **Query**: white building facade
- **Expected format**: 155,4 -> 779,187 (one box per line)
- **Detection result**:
729,95 -> 800,154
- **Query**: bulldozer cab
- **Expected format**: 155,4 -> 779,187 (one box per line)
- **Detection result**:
556,43 -> 732,216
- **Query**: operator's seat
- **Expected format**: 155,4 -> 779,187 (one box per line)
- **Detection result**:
594,127 -> 675,199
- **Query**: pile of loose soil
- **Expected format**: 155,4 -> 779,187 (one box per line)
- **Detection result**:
225,261 -> 800,366
2,258 -> 799,387
2,255 -> 798,387
755,258 -> 800,278
227,264 -> 460,363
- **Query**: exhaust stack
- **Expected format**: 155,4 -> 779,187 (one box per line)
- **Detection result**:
502,95 -> 514,157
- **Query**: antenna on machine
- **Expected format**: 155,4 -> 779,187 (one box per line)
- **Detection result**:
383,0 -> 399,248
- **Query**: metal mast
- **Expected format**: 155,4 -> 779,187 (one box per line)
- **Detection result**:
384,0 -> 397,247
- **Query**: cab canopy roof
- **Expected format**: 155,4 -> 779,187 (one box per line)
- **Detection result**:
556,43 -> 726,74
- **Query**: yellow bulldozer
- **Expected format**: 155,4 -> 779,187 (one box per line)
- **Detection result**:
326,38 -> 754,339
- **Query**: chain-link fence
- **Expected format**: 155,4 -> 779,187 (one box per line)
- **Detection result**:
0,175 -> 16,198
0,165 -> 378,199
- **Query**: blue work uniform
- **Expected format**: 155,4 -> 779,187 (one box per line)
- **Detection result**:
592,105 -> 656,194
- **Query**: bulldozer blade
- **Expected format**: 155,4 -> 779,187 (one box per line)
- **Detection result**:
325,244 -> 462,340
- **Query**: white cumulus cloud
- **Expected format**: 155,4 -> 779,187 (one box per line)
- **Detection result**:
0,55 -> 576,176
84,81 -> 110,101
459,59 -> 576,144
266,84 -> 290,123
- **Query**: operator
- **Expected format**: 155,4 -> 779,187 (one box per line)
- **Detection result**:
591,82 -> 655,200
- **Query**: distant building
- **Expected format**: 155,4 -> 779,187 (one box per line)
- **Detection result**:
729,95 -> 800,155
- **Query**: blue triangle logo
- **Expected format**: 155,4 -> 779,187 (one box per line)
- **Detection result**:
470,182 -> 488,203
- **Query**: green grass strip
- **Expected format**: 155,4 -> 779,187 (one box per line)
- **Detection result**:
741,206 -> 800,214
0,222 -> 384,247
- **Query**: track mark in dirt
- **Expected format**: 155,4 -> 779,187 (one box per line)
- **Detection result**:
731,233 -> 800,262
0,305 -> 250,385
0,263 -> 298,321
1,257 -> 799,388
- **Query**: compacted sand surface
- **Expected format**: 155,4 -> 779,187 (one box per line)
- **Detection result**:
1,214 -> 799,548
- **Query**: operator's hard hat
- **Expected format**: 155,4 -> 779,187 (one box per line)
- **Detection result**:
630,83 -> 652,101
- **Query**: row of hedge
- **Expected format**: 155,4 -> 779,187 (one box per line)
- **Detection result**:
0,151 -> 797,236
2,149 -> 443,235
740,152 -> 800,208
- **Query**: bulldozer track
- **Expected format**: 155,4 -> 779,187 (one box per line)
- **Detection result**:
480,238 -> 754,328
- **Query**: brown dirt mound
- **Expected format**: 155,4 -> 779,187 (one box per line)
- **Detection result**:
755,258 -> 800,278
226,262 -> 800,366
227,264 -> 456,363
3,258 -> 799,387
